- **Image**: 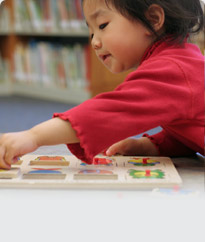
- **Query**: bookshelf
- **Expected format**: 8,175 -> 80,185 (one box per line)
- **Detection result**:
0,0 -> 204,103
0,0 -> 91,104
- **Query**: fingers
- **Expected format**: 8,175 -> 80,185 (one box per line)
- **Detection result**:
0,146 -> 11,170
0,131 -> 36,169
0,134 -> 15,169
105,144 -> 118,156
4,148 -> 15,165
106,140 -> 127,156
106,138 -> 141,156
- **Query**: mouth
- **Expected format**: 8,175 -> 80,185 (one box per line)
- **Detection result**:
99,54 -> 111,62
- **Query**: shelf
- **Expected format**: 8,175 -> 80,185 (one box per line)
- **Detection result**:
0,0 -> 92,104
12,83 -> 90,104
0,31 -> 11,35
0,30 -> 89,37
0,82 -> 12,95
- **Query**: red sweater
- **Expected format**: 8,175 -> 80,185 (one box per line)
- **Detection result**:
53,39 -> 204,163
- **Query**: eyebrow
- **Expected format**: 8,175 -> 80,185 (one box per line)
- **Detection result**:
86,9 -> 108,26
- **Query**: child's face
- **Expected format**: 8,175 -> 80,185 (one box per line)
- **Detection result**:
83,0 -> 154,73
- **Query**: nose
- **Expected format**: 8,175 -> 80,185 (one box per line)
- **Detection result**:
91,35 -> 102,50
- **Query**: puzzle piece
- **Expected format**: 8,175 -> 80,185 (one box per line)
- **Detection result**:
29,160 -> 70,166
128,169 -> 165,179
125,157 -> 160,167
29,155 -> 70,166
74,169 -> 118,180
80,157 -> 115,167
0,168 -> 20,179
23,168 -> 66,180
34,156 -> 67,161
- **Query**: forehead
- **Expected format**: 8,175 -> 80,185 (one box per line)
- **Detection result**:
83,0 -> 111,18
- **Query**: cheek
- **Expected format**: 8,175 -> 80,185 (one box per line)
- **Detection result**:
106,31 -> 134,54
104,36 -> 127,58
112,42 -> 133,62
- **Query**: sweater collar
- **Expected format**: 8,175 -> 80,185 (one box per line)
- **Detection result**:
140,36 -> 187,65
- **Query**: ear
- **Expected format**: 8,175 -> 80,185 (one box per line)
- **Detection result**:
145,4 -> 165,32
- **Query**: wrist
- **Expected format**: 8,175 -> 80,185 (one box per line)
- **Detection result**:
27,129 -> 40,148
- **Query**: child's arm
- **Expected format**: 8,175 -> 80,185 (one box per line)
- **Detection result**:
0,118 -> 79,169
106,130 -> 196,157
30,118 -> 79,146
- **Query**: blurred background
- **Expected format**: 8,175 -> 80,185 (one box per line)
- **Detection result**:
0,0 -> 204,134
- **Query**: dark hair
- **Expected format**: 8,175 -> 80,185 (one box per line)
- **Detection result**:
83,0 -> 204,43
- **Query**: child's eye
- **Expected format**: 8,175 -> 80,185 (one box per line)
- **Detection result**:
99,23 -> 108,30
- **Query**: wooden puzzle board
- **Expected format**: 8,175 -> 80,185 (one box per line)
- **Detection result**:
0,155 -> 182,189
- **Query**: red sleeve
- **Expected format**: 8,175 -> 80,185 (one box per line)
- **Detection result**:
143,130 -> 196,157
53,59 -> 193,163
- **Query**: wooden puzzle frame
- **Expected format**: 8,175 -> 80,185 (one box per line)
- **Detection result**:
0,155 -> 182,189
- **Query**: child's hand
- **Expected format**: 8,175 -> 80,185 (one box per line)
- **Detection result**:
106,137 -> 159,156
0,130 -> 38,169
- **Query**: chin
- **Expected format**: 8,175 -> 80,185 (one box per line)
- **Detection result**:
109,62 -> 137,74
109,66 -> 133,74
107,66 -> 126,74
110,69 -> 123,74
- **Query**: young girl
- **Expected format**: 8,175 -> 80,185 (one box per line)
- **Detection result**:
0,0 -> 204,169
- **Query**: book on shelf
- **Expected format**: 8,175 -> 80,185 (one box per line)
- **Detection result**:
25,0 -> 44,32
13,40 -> 91,90
11,0 -> 87,33
0,3 -> 11,32
0,55 -> 10,84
